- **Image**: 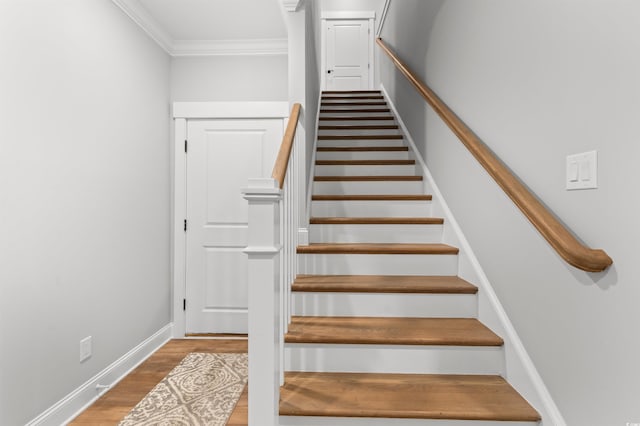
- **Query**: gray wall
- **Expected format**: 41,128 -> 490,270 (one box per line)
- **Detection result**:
380,1 -> 640,425
0,1 -> 171,424
171,55 -> 288,102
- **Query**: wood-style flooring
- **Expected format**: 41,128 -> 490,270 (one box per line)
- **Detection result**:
70,339 -> 248,426
285,316 -> 504,346
280,372 -> 541,421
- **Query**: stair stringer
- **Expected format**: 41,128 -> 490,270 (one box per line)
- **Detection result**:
380,84 -> 566,426
301,93 -> 323,247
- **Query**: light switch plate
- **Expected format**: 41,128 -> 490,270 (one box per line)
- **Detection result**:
80,336 -> 92,363
566,150 -> 597,190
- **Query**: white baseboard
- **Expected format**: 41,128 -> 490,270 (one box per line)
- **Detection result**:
26,323 -> 174,426
304,93 -> 323,235
380,84 -> 565,426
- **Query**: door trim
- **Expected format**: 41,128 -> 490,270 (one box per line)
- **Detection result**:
171,102 -> 289,338
321,11 -> 376,91
321,11 -> 375,20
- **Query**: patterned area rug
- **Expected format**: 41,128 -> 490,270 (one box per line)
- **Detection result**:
119,352 -> 248,426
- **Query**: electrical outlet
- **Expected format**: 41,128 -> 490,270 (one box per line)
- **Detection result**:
80,336 -> 92,363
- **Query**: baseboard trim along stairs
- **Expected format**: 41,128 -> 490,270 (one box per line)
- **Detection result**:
280,90 -> 546,425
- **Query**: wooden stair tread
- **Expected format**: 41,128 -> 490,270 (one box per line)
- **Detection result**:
319,116 -> 395,121
310,217 -> 443,225
321,101 -> 387,106
315,175 -> 422,181
312,194 -> 432,201
319,124 -> 399,130
317,146 -> 407,152
285,317 -> 503,346
280,372 -> 541,421
316,160 -> 415,165
318,134 -> 403,140
293,275 -> 477,294
322,96 -> 384,100
297,243 -> 458,255
322,108 -> 391,113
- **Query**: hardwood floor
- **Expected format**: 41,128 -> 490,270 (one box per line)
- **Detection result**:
70,339 -> 248,426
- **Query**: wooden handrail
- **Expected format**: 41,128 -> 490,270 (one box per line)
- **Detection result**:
272,103 -> 302,188
377,38 -> 612,272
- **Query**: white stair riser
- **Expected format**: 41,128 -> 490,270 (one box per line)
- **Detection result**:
285,344 -> 502,375
319,120 -> 396,127
320,102 -> 391,109
321,97 -> 385,100
322,93 -> 382,95
313,180 -> 424,195
321,103 -> 388,107
298,253 -> 458,275
309,224 -> 443,243
316,150 -> 410,161
292,292 -> 476,317
321,111 -> 392,117
315,164 -> 417,176
280,417 -> 538,426
318,129 -> 401,137
320,98 -> 385,102
311,200 -> 432,217
321,101 -> 387,106
321,102 -> 389,106
317,139 -> 405,147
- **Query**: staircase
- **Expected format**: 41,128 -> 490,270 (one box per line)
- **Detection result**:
279,91 -> 541,425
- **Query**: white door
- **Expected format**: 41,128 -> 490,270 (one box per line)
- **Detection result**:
325,19 -> 371,91
185,119 -> 283,334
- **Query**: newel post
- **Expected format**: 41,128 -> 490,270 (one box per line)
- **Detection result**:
242,178 -> 282,426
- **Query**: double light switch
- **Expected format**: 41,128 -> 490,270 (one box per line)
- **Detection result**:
566,150 -> 597,190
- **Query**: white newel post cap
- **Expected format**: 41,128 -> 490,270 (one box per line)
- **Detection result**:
242,178 -> 282,200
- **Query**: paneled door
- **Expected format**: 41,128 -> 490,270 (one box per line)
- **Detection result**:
185,119 -> 282,334
324,19 -> 372,91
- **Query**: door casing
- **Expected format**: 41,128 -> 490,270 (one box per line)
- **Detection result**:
321,11 -> 376,91
172,102 -> 290,337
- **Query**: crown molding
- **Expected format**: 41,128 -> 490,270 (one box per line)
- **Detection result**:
112,0 -> 288,56
111,0 -> 173,54
282,0 -> 304,12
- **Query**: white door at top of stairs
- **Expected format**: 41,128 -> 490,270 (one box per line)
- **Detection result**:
185,118 -> 283,334
322,11 -> 375,91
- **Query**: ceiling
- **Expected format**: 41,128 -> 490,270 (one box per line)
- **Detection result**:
112,0 -> 288,56
137,0 -> 287,41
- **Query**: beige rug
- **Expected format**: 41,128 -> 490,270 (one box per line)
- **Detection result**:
119,352 -> 248,426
